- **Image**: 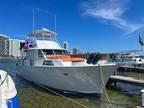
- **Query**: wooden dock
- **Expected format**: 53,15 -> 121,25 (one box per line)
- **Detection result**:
110,75 -> 144,86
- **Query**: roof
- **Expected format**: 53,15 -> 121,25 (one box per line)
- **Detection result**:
28,28 -> 56,37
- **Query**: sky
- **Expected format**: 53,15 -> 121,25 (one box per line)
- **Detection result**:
0,0 -> 144,53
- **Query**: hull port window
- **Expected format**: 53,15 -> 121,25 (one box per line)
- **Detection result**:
43,61 -> 54,66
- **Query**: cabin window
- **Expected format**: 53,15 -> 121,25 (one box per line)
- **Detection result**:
36,36 -> 44,40
43,60 -> 54,66
63,50 -> 69,55
35,35 -> 56,41
53,50 -> 63,55
42,50 -> 54,55
44,36 -> 56,41
41,49 -> 69,55
53,50 -> 69,55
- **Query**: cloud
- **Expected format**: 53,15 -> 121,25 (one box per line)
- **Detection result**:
81,0 -> 143,34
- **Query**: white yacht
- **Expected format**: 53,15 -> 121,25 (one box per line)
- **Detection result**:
117,54 -> 144,66
117,55 -> 144,71
14,28 -> 115,94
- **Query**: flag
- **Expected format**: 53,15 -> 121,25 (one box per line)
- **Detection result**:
139,34 -> 144,46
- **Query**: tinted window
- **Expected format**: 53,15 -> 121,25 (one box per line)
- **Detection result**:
53,50 -> 69,55
53,50 -> 63,55
42,50 -> 54,55
63,50 -> 69,55
44,36 -> 56,41
36,36 -> 43,40
42,49 -> 69,55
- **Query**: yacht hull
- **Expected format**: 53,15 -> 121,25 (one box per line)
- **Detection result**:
16,64 -> 115,94
0,59 -> 116,94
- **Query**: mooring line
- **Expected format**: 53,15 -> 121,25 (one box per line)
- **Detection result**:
35,83 -> 89,108
99,65 -> 114,108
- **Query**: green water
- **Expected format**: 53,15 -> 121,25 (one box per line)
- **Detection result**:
0,62 -> 143,108
15,71 -> 143,108
16,79 -> 141,108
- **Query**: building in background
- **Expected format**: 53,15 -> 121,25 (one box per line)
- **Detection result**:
9,39 -> 24,58
73,48 -> 81,54
0,34 -> 9,57
0,34 -> 24,58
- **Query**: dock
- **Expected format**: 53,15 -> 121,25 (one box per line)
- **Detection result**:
109,75 -> 144,86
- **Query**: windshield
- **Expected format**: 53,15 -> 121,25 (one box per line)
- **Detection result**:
42,50 -> 54,55
53,50 -> 69,55
42,49 -> 69,55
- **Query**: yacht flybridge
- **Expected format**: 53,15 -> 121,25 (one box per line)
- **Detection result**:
15,28 -> 116,94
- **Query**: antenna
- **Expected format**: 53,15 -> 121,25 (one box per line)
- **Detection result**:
54,14 -> 57,34
33,8 -> 35,32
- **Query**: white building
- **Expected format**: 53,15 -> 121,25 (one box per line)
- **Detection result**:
0,33 -> 24,58
9,39 -> 24,58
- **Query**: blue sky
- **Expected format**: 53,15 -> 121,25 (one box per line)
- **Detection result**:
0,0 -> 144,53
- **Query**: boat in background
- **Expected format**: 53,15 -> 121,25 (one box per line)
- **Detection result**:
2,28 -> 116,95
117,53 -> 144,72
0,70 -> 19,108
117,53 -> 144,66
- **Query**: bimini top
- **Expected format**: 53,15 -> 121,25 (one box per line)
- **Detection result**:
28,28 -> 56,37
